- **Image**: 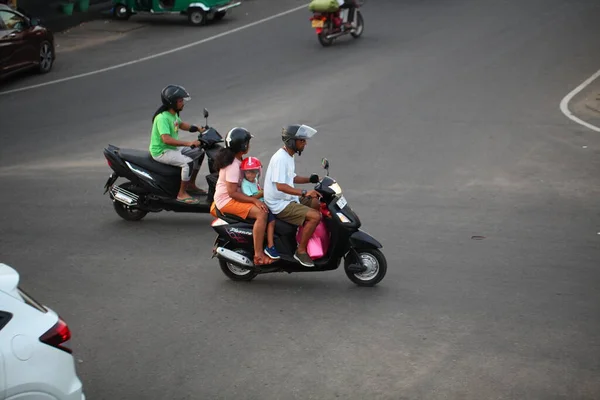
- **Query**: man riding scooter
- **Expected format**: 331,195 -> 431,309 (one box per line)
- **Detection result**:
149,85 -> 208,204
263,124 -> 321,267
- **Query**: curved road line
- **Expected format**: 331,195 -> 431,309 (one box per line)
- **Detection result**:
0,4 -> 306,97
559,68 -> 600,133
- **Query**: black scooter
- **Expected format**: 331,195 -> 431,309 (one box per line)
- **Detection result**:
103,108 -> 222,221
210,158 -> 387,287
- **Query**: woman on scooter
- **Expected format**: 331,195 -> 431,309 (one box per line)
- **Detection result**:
211,127 -> 274,266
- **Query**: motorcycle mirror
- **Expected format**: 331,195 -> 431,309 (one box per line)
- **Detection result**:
203,108 -> 209,128
321,158 -> 330,175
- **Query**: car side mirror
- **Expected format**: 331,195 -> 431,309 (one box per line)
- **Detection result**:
30,18 -> 40,27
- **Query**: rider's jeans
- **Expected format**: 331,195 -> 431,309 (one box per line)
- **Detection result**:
152,147 -> 202,182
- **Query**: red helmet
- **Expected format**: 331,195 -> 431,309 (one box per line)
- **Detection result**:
241,156 -> 262,171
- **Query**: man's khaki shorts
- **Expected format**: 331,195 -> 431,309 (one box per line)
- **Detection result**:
276,197 -> 314,226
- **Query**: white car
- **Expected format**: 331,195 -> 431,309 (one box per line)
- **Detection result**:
0,263 -> 85,400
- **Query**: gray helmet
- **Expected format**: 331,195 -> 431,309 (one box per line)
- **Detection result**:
282,124 -> 318,155
161,85 -> 191,110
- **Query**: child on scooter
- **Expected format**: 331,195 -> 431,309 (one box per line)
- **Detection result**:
240,157 -> 280,260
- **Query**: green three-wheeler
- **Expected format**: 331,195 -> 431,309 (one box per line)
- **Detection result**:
112,0 -> 242,26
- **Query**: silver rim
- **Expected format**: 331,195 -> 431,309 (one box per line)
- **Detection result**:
353,253 -> 379,281
116,6 -> 127,17
227,262 -> 251,276
190,12 -> 203,24
40,43 -> 52,71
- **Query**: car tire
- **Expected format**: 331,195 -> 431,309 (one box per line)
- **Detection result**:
113,3 -> 131,20
188,8 -> 206,26
38,41 -> 54,74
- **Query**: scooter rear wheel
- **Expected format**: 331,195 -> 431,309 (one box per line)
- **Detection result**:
112,182 -> 148,222
344,248 -> 387,287
219,249 -> 258,281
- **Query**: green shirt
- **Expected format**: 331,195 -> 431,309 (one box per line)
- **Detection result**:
149,111 -> 181,157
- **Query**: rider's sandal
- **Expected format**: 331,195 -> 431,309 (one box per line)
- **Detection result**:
176,197 -> 200,204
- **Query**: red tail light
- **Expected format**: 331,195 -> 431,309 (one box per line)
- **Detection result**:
39,317 -> 72,354
104,154 -> 113,168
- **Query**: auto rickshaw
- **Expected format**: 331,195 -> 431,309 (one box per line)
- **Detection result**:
112,0 -> 242,26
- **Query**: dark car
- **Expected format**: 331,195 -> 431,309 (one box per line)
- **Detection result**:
0,4 -> 55,79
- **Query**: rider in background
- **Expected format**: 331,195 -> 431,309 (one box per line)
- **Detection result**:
339,0 -> 357,30
149,85 -> 207,204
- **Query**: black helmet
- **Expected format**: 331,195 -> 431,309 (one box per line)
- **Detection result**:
225,127 -> 253,153
161,85 -> 191,110
282,124 -> 318,155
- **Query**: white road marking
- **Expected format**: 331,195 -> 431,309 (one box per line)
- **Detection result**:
0,4 -> 307,97
559,68 -> 600,133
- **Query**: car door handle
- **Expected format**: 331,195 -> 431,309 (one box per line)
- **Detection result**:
8,33 -> 16,38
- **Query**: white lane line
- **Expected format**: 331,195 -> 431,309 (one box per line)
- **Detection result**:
0,4 -> 306,97
559,68 -> 600,133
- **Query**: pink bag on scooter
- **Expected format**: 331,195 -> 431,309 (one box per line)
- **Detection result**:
296,218 -> 330,259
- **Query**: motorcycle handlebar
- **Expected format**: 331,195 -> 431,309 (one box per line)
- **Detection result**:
190,127 -> 214,149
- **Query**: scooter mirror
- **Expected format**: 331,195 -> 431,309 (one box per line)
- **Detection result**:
321,158 -> 329,175
203,108 -> 209,118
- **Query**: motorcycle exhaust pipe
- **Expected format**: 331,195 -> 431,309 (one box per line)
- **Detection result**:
216,247 -> 255,268
326,31 -> 350,39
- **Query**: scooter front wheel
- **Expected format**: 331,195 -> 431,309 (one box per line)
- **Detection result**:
344,248 -> 387,287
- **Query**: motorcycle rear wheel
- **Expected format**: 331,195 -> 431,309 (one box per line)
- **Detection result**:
318,31 -> 334,47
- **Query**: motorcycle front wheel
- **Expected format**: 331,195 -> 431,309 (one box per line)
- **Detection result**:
344,248 -> 387,287
351,10 -> 364,38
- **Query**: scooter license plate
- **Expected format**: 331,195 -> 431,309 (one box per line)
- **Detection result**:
336,195 -> 347,209
311,20 -> 324,28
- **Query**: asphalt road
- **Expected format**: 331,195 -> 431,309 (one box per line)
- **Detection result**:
1,0 -> 600,399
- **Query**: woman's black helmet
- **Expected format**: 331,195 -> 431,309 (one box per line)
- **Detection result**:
225,127 -> 253,153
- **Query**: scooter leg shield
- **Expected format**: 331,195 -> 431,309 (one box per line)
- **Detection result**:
349,230 -> 382,249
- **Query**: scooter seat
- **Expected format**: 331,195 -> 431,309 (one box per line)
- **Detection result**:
216,207 -> 255,224
118,149 -> 181,177
215,207 -> 298,236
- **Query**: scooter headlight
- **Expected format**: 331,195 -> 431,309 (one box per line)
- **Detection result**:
329,182 -> 342,195
336,212 -> 350,223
